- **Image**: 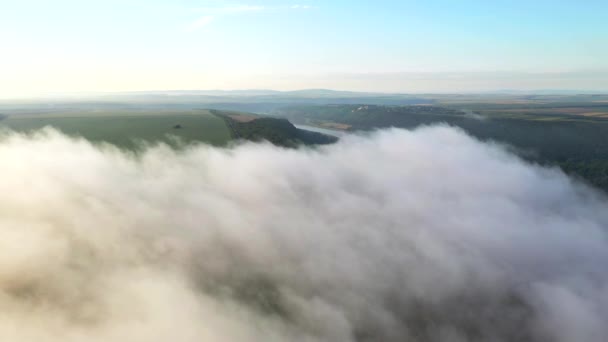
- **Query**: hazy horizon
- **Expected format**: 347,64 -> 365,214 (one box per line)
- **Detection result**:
2,0 -> 607,97
3,83 -> 608,101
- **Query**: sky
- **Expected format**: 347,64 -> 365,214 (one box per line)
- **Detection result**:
1,0 -> 607,96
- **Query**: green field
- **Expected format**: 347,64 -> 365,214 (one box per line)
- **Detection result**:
0,110 -> 232,148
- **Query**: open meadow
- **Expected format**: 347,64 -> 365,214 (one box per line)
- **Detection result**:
0,109 -> 232,148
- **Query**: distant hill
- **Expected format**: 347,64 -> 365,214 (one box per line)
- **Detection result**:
0,90 -> 434,114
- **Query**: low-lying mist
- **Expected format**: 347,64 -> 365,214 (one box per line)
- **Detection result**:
0,126 -> 606,342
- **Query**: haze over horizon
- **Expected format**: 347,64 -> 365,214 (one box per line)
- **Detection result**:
4,84 -> 608,101
2,0 -> 607,97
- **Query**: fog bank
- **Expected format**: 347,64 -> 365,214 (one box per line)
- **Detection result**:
0,126 -> 606,341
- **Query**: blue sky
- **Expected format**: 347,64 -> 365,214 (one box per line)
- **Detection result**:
1,0 -> 607,96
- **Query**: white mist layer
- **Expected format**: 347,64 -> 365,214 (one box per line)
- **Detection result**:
0,126 -> 606,342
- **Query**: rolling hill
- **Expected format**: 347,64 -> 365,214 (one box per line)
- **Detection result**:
0,109 -> 336,149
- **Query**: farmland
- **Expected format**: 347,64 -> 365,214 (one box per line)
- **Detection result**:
0,107 -> 337,149
0,110 -> 231,148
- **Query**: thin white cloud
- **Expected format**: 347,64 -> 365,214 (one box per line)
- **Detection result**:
291,4 -> 313,9
194,5 -> 266,14
221,5 -> 266,12
185,4 -> 263,32
184,4 -> 315,32
185,15 -> 214,32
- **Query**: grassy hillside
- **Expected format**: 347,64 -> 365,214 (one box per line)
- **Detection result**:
0,110 -> 233,148
0,108 -> 336,149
